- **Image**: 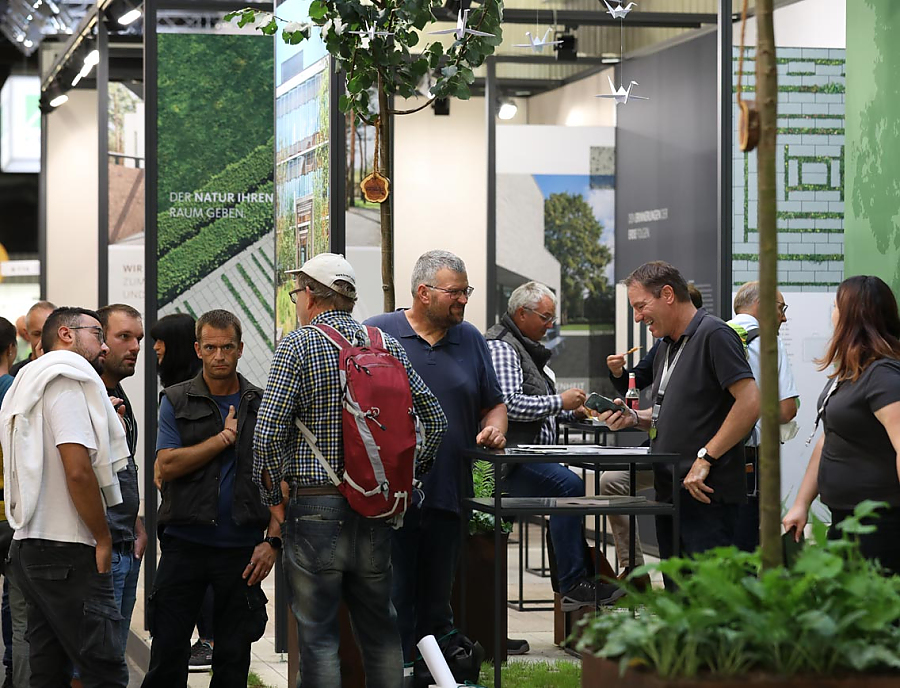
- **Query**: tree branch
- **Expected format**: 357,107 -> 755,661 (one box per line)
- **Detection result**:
390,97 -> 435,116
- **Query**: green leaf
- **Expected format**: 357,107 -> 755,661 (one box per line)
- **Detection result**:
308,0 -> 327,20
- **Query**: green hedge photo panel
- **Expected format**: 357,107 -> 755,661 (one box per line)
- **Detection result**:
156,32 -> 276,385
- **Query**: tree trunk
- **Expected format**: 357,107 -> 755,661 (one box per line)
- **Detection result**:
756,0 -> 781,570
377,74 -> 395,313
347,116 -> 356,210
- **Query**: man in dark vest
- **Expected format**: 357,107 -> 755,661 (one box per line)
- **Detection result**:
485,281 -> 625,609
142,309 -> 278,688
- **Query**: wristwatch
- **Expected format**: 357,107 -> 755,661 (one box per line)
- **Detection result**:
696,447 -> 716,462
264,536 -> 282,550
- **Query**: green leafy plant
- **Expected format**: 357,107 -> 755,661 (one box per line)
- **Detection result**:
469,460 -> 512,536
226,0 -> 503,311
575,501 -> 900,679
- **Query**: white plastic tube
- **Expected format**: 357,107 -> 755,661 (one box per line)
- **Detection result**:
416,634 -> 458,688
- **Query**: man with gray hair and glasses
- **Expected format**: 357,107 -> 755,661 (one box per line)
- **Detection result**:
485,282 -> 625,609
366,249 -> 507,670
730,280 -> 798,551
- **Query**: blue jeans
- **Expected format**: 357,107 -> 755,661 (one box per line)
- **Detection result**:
111,547 -> 141,654
501,463 -> 586,593
390,506 -> 461,662
283,496 -> 402,688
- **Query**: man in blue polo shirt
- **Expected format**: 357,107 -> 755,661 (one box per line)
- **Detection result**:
366,249 -> 507,666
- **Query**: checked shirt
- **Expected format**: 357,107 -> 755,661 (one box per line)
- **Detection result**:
486,339 -> 573,446
253,309 -> 447,506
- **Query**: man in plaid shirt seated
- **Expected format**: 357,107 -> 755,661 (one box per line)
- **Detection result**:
485,281 -> 625,610
253,253 -> 447,688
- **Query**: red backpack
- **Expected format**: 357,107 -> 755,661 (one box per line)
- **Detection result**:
295,324 -> 423,520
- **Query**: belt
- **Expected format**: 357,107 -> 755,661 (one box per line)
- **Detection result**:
745,446 -> 758,472
290,484 -> 341,499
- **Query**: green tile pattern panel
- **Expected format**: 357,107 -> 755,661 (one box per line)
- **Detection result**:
732,47 -> 846,291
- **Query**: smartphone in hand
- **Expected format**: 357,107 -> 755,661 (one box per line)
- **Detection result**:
584,393 -> 624,414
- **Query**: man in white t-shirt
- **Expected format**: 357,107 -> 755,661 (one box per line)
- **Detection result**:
730,282 -> 800,551
5,307 -> 129,688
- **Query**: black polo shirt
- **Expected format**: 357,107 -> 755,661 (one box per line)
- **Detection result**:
650,308 -> 754,504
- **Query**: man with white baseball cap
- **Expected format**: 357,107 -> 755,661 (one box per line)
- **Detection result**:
284,252 -> 358,299
254,253 -> 447,687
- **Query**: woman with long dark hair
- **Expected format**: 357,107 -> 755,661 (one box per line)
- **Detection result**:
784,275 -> 900,573
150,313 -> 201,388
149,313 -> 214,670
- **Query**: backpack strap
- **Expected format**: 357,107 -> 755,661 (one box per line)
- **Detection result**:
304,323 -> 373,349
744,326 -> 760,346
364,326 -> 384,350
294,417 -> 342,488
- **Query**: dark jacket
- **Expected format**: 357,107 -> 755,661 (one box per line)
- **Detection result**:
484,313 -> 555,446
157,372 -> 269,529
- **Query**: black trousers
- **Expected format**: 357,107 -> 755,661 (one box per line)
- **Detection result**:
9,539 -> 128,688
829,506 -> 900,575
141,535 -> 267,688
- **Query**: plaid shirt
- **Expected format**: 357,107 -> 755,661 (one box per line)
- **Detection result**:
486,339 -> 572,445
253,309 -> 447,506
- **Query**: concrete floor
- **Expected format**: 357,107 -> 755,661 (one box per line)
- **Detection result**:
125,520 -> 660,686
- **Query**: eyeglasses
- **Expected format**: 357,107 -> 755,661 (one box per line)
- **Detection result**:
777,302 -> 789,316
425,284 -> 475,299
525,307 -> 556,324
69,325 -> 105,344
289,288 -> 304,304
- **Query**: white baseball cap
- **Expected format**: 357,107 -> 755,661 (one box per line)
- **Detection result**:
286,253 -> 357,298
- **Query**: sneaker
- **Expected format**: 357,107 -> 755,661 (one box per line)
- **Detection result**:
506,638 -> 530,655
560,579 -> 626,611
188,639 -> 213,671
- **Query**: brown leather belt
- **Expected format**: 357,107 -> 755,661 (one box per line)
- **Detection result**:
290,484 -> 341,499
745,445 -> 758,473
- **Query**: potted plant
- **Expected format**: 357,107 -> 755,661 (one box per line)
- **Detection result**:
451,459 -> 513,663
575,501 -> 900,687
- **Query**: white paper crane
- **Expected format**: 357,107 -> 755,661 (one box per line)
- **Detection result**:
602,0 -> 637,19
513,28 -> 563,53
348,22 -> 394,41
429,9 -> 495,41
595,74 -> 649,105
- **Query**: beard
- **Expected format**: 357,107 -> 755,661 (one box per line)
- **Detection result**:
73,342 -> 105,375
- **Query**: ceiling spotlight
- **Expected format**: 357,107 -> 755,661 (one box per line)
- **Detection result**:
23,39 -> 33,48
49,93 -> 68,108
84,49 -> 100,67
118,7 -> 142,25
497,97 -> 518,120
555,34 -> 577,62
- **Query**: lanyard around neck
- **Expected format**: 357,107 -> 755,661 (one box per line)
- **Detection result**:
657,336 -> 689,403
806,377 -> 840,446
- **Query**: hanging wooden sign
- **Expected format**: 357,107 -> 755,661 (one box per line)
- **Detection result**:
736,0 -> 759,152
360,171 -> 390,203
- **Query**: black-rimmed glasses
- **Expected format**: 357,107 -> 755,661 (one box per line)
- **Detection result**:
70,326 -> 105,344
289,288 -> 304,304
425,284 -> 475,299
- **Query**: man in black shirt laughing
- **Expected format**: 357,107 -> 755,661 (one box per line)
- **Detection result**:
597,261 -> 760,562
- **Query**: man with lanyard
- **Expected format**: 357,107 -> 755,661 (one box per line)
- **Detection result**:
596,261 -> 759,566
729,282 -> 799,551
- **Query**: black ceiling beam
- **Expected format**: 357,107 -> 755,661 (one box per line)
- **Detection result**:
493,54 -> 612,66
500,9 -> 718,29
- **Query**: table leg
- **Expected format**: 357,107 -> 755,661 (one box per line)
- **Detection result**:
494,460 -> 503,688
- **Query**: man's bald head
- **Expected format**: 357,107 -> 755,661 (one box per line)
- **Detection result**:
24,301 -> 56,356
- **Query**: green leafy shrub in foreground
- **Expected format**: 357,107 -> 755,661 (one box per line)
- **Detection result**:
575,500 -> 900,679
